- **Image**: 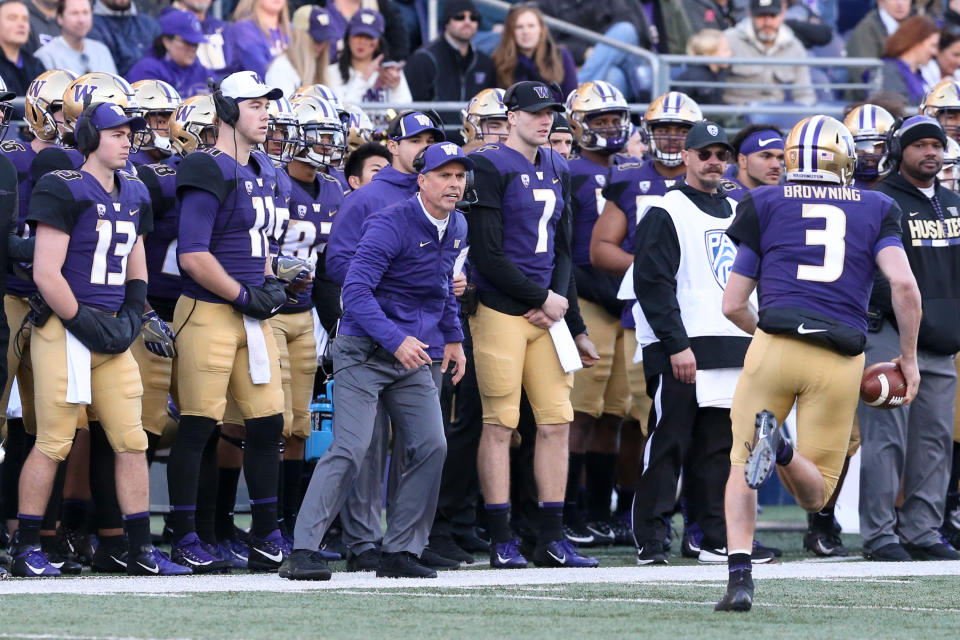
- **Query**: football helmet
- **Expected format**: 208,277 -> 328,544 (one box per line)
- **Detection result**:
292,83 -> 349,128
344,103 -> 374,151
843,104 -> 895,181
263,97 -> 299,165
921,79 -> 960,142
169,94 -> 219,156
784,115 -> 856,186
642,91 -> 702,167
132,79 -> 182,154
461,88 -> 507,144
939,136 -> 960,193
565,81 -> 630,153
291,96 -> 346,169
25,69 -> 78,142
62,72 -> 140,133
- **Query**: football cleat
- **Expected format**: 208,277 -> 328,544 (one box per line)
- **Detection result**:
562,522 -> 596,546
171,533 -> 221,574
744,410 -> 783,490
11,545 -> 62,577
490,539 -> 528,569
636,540 -> 668,565
247,529 -> 287,571
91,544 -> 128,573
59,526 -> 96,565
426,535 -> 474,564
216,539 -> 249,569
753,539 -> 781,560
608,519 -> 635,546
279,549 -> 332,581
200,539 -> 234,573
533,539 -> 599,568
41,542 -> 83,575
681,524 -> 703,558
715,569 -> 754,612
585,521 -> 615,546
128,546 -> 192,576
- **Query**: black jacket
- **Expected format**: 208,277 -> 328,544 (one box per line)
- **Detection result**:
0,50 -> 45,101
404,36 -> 496,102
873,172 -> 960,355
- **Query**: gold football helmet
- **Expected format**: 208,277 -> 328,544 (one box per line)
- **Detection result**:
132,79 -> 182,153
169,94 -> 218,156
62,72 -> 140,133
291,95 -> 346,169
292,83 -> 348,127
843,104 -> 894,181
784,115 -> 856,186
25,69 -> 78,141
263,96 -> 299,165
921,79 -> 960,141
565,80 -> 630,153
939,136 -> 960,193
642,91 -> 702,167
344,103 -> 374,151
461,88 -> 507,144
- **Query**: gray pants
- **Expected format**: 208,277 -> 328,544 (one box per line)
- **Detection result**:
857,321 -> 957,551
294,335 -> 447,555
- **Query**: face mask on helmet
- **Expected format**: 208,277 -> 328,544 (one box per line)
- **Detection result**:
301,124 -> 346,169
647,122 -> 692,167
579,110 -> 630,153
852,137 -> 887,180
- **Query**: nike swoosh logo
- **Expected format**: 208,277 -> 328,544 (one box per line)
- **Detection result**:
547,550 -> 566,564
128,209 -> 138,216
110,554 -> 128,567
138,562 -> 160,574
182,557 -> 212,566
552,178 -> 560,184
270,305 -> 283,313
758,137 -> 779,147
496,553 -> 511,564
797,324 -> 827,334
253,547 -> 283,563
25,563 -> 46,575
909,211 -> 920,217
420,241 -> 431,247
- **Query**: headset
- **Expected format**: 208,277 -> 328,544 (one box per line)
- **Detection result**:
75,96 -> 103,155
386,108 -> 444,140
886,116 -> 906,166
209,77 -> 239,127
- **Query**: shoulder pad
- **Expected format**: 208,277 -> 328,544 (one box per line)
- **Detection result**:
120,170 -> 145,184
0,139 -> 27,153
472,144 -> 500,154
318,172 -> 340,184
200,147 -> 222,157
146,162 -> 178,178
51,169 -> 82,181
720,179 -> 740,192
615,162 -> 643,171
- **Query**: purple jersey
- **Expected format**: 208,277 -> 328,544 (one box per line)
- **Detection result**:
727,184 -> 903,336
270,168 -> 293,256
176,148 -> 279,304
327,167 -> 350,194
28,170 -> 152,312
138,159 -> 181,309
568,154 -> 612,267
279,172 -> 343,310
720,176 -> 748,203
469,143 -> 568,294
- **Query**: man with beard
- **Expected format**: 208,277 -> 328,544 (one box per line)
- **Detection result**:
722,125 -> 784,202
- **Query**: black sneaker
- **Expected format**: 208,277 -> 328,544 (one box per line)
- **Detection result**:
427,535 -> 474,564
562,522 -> 596,546
804,528 -> 848,557
278,549 -> 332,581
715,569 -> 754,612
419,547 -> 460,570
903,541 -> 960,560
585,521 -> 615,546
636,540 -> 668,565
744,410 -> 783,490
376,551 -> 437,578
863,542 -> 911,561
608,519 -> 634,546
453,529 -> 489,553
92,543 -> 128,573
345,548 -> 380,572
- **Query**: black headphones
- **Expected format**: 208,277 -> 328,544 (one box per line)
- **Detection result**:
386,109 -> 444,140
412,148 -> 427,173
209,77 -> 239,127
886,116 -> 906,165
75,97 -> 102,156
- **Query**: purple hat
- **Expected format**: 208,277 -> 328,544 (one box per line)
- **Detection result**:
88,102 -> 147,133
391,111 -> 445,141
158,9 -> 206,45
419,142 -> 475,174
348,9 -> 385,40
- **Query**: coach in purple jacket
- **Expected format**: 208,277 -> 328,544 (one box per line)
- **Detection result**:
283,143 -> 469,581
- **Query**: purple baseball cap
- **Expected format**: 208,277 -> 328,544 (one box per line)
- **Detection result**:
419,142 -> 475,174
349,9 -> 385,40
158,9 -> 206,45
88,102 -> 147,133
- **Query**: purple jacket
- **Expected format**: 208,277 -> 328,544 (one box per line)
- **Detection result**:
127,55 -> 211,98
340,195 -> 465,358
326,165 -> 418,285
224,19 -> 288,82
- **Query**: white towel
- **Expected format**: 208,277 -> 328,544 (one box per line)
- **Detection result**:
695,368 -> 743,408
311,308 -> 329,364
549,320 -> 583,374
243,316 -> 271,384
6,377 -> 21,418
617,264 -> 635,301
64,330 -> 92,404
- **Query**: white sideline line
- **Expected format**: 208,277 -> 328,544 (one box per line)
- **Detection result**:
0,560 -> 959,596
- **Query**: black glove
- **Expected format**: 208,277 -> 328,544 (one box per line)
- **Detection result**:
63,304 -> 140,354
232,277 -> 287,320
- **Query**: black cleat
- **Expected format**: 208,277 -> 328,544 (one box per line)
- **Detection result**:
715,569 -> 754,612
453,529 -> 489,553
345,548 -> 380,572
377,551 -> 437,578
278,549 -> 332,581
91,543 -> 128,574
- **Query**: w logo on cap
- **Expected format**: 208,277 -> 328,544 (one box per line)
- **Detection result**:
414,114 -> 431,126
534,86 -> 549,99
441,143 -> 459,156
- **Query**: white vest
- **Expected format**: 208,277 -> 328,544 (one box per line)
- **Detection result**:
634,189 -> 755,348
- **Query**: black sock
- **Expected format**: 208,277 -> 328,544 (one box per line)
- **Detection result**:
145,431 -> 161,466
538,502 -> 564,544
564,452 -> 585,508
2,419 -> 28,521
215,466 -> 242,541
243,415 -> 283,539
615,486 -> 635,517
167,415 -> 217,540
813,508 -> 834,530
282,459 -> 304,530
99,533 -> 124,552
195,429 -> 220,546
42,462 -> 67,531
17,514 -> 42,546
123,511 -> 152,550
728,551 -> 752,577
89,422 -> 122,532
585,452 -> 617,522
484,503 -> 511,543
776,437 -> 794,466
61,499 -> 90,532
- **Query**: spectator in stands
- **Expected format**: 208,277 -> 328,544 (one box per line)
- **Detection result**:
638,0 -> 692,54
936,26 -> 960,83
492,4 -> 577,102
325,8 -> 410,105
127,9 -> 209,97
266,5 -> 333,98
876,15 -> 939,104
540,0 -> 654,101
224,0 -> 289,81
404,0 -> 495,102
164,0 -> 229,79
320,0 -> 408,65
684,0 -> 744,33
847,0 -> 911,62
0,0 -> 46,97
783,0 -> 835,50
723,0 -> 814,106
35,0 -> 117,74
946,0 -> 960,30
674,28 -> 732,105
89,0 -> 160,77
25,0 -> 58,53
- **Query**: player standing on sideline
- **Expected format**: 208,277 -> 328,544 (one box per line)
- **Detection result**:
13,101 -> 188,577
716,115 -> 921,611
843,104 -> 895,190
469,80 -> 597,569
460,88 -> 508,154
167,71 -> 290,573
722,125 -> 784,202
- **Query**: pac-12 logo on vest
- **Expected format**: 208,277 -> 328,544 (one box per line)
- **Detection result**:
704,230 -> 737,289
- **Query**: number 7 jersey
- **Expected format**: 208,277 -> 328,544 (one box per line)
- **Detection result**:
726,184 -> 903,335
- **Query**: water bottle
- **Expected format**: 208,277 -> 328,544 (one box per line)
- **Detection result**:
306,380 -> 334,461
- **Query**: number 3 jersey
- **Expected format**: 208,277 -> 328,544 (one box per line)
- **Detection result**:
27,169 -> 153,313
726,184 -> 903,338
176,148 -> 279,304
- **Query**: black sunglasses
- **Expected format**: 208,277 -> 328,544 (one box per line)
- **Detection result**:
452,12 -> 480,22
696,148 -> 732,162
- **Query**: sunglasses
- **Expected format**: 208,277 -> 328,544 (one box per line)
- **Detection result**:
452,12 -> 480,22
696,148 -> 732,162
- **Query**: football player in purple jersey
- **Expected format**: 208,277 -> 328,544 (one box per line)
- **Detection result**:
722,125 -> 784,203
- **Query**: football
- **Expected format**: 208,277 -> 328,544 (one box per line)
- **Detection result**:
860,361 -> 907,409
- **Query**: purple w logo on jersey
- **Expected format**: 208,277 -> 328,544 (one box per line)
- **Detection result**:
705,230 -> 737,289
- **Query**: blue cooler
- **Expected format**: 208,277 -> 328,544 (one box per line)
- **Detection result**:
306,380 -> 334,461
